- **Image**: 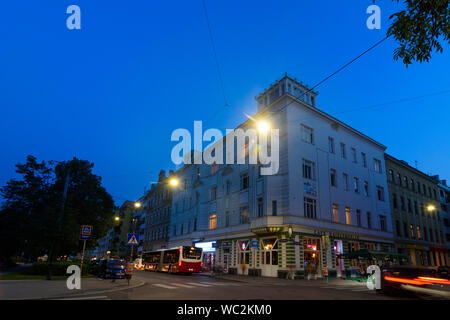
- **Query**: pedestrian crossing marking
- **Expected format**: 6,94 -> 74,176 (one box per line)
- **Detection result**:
199,282 -> 226,286
152,283 -> 177,289
186,282 -> 212,287
171,283 -> 195,288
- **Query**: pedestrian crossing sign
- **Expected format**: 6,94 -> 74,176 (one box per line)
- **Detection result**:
127,233 -> 139,245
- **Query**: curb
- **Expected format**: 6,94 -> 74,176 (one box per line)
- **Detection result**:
22,279 -> 147,300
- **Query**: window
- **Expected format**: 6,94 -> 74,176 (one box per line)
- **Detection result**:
423,226 -> 428,241
363,181 -> 369,197
193,216 -> 197,231
351,148 -> 357,163
429,228 -> 433,242
403,222 -> 408,238
226,180 -> 231,195
356,209 -> 362,227
301,124 -> 314,144
403,176 -> 408,188
410,224 -> 415,238
332,204 -> 339,223
389,169 -> 394,182
417,181 -> 421,194
328,137 -> 335,153
411,179 -> 415,191
353,177 -> 359,193
257,197 -> 264,217
240,173 -> 249,190
210,186 -> 217,201
272,200 -> 277,216
373,159 -> 382,173
340,143 -> 346,159
304,198 -> 317,219
400,196 -> 405,211
414,201 -> 418,215
392,193 -> 398,209
396,220 -> 402,237
417,226 -> 422,240
379,215 -> 387,231
377,186 -> 385,201
397,173 -> 402,185
209,214 -> 217,230
361,153 -> 367,168
345,207 -> 351,225
302,159 -> 315,180
240,206 -> 249,224
343,173 -> 349,191
407,199 -> 412,212
367,212 -> 372,229
330,169 -> 337,187
225,211 -> 230,227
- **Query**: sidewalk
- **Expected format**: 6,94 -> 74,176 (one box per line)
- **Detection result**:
0,277 -> 146,300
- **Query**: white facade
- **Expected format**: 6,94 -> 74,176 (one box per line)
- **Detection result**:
167,75 -> 395,277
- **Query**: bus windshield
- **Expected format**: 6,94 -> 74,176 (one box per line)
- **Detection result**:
182,247 -> 202,260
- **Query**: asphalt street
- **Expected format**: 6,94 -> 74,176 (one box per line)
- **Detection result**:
56,271 -> 404,300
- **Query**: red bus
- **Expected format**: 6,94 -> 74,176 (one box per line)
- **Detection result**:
142,246 -> 203,274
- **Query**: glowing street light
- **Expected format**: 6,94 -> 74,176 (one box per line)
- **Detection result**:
134,202 -> 142,208
114,216 -> 120,221
426,204 -> 436,212
169,177 -> 180,187
257,120 -> 270,134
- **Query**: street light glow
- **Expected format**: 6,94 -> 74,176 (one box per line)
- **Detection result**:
257,120 -> 270,134
426,204 -> 436,212
134,202 -> 141,208
169,177 -> 180,187
114,216 -> 120,221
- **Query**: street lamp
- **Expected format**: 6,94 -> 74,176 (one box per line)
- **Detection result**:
426,204 -> 436,212
114,216 -> 120,222
169,177 -> 180,187
134,202 -> 142,208
257,120 -> 270,134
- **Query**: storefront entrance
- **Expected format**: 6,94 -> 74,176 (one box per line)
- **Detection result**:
334,240 -> 344,277
237,240 -> 250,275
304,238 -> 321,278
260,238 -> 279,277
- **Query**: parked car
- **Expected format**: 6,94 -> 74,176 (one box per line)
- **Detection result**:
91,259 -> 127,279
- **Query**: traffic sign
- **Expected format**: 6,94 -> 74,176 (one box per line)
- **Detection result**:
80,225 -> 92,240
127,233 -> 139,245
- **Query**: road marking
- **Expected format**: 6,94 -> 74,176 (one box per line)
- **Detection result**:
186,282 -> 212,287
56,295 -> 109,300
152,283 -> 177,289
170,283 -> 195,288
199,282 -> 227,286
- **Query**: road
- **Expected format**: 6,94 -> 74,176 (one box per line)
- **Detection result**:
59,271 -> 406,300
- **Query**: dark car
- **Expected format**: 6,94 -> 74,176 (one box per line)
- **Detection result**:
91,259 -> 127,279
104,259 -> 127,279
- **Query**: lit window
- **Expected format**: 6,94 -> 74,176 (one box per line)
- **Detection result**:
209,214 -> 217,230
332,204 -> 339,223
345,207 -> 351,225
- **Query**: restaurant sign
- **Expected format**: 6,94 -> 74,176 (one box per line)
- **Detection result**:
313,230 -> 359,240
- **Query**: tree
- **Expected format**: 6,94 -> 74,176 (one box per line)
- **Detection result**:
0,156 -> 114,263
386,0 -> 450,66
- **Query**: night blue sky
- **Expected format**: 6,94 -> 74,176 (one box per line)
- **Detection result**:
0,1 -> 449,205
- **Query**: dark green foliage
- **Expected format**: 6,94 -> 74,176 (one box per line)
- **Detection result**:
386,0 -> 450,66
21,261 -> 91,276
0,155 -> 114,262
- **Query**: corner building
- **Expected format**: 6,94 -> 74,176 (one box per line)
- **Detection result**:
168,75 -> 394,277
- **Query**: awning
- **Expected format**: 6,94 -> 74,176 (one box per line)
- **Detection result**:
338,249 -> 407,260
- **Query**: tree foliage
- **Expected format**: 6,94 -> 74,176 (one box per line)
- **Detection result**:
387,0 -> 450,66
0,155 -> 114,262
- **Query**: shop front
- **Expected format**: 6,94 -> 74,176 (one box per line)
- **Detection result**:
195,241 -> 216,272
260,237 -> 279,277
303,237 -> 322,278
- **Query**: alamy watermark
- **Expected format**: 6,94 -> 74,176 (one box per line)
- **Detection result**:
170,121 -> 280,175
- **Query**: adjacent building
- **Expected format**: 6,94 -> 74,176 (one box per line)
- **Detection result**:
434,176 -> 450,264
167,74 -> 395,277
142,170 -> 173,251
385,155 -> 448,266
